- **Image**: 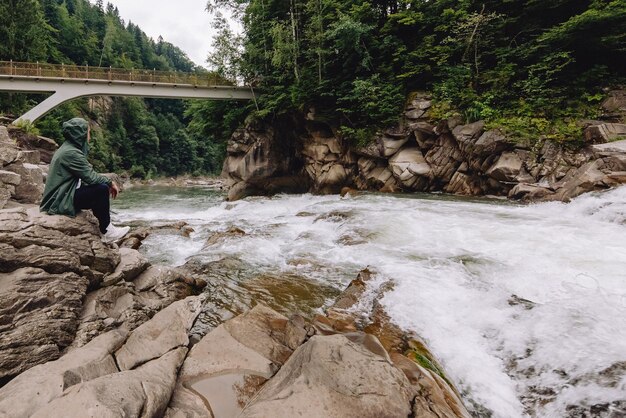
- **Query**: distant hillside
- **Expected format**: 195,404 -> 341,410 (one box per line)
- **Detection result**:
0,0 -> 247,177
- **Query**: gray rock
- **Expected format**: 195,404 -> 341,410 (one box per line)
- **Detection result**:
425,134 -> 464,185
0,329 -> 128,418
166,304 -> 308,418
18,149 -> 41,164
591,139 -> 626,156
389,147 -> 432,190
102,247 -> 150,286
115,297 -> 202,371
0,126 -> 10,143
473,129 -> 510,157
239,333 -> 414,418
0,206 -> 120,286
584,123 -> 626,143
508,184 -> 555,201
381,134 -> 410,157
0,135 -> 20,167
72,264 -> 205,350
445,171 -> 484,195
0,267 -> 89,379
452,121 -> 485,153
31,347 -> 187,418
552,159 -> 615,201
601,89 -> 626,117
0,186 -> 9,209
0,169 -> 20,186
11,131 -> 58,164
390,353 -> 471,418
405,108 -> 426,119
4,162 -> 44,203
487,152 -> 523,182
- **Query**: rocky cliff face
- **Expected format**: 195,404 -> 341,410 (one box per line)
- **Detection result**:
222,91 -> 626,202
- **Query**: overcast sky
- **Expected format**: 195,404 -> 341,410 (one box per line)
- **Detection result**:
102,0 -> 217,68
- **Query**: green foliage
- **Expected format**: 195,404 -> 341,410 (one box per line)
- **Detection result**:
210,0 -> 625,145
0,0 -> 238,178
12,119 -> 40,136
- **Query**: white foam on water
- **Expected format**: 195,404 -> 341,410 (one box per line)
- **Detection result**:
113,186 -> 626,417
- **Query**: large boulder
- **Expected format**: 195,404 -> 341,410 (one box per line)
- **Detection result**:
584,123 -> 626,143
486,151 -> 524,182
114,297 -> 202,371
0,206 -> 120,376
389,147 -> 432,190
8,127 -> 58,164
601,89 -> 626,120
0,267 -> 89,379
0,329 -> 128,418
73,265 -> 206,348
31,347 -> 188,418
239,333 -> 415,418
0,206 -> 119,285
552,159 -> 616,201
165,304 -> 309,418
0,126 -> 20,167
222,118 -> 308,200
425,134 -> 465,187
355,158 -> 400,191
102,247 -> 150,286
302,127 -> 355,194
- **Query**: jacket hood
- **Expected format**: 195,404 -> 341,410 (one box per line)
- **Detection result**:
62,118 -> 89,154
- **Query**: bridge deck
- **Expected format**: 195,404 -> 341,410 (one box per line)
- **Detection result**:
0,60 -> 230,87
0,61 -> 254,123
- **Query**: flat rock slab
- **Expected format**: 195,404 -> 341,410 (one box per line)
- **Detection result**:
0,329 -> 128,418
165,304 -> 308,418
239,333 -> 415,418
592,139 -> 626,155
31,347 -> 187,418
115,297 -> 202,371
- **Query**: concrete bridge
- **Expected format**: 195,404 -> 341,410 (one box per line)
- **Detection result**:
0,61 -> 255,123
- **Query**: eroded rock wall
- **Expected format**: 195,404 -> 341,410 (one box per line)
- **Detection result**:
222,91 -> 626,202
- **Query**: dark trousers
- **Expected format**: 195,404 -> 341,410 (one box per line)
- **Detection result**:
74,184 -> 110,234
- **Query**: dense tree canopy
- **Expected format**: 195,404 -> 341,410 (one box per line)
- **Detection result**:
209,0 -> 626,144
0,0 -> 240,177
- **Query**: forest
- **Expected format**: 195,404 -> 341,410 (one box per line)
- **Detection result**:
212,0 -> 626,145
1,0 -> 625,176
0,0 -> 247,177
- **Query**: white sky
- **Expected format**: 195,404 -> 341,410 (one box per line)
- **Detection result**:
102,0 -> 216,68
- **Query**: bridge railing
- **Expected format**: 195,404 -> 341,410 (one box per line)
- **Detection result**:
0,60 -> 232,87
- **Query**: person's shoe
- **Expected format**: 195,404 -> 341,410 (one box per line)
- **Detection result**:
102,223 -> 130,243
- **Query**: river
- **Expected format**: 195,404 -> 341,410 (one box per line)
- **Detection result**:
112,185 -> 626,418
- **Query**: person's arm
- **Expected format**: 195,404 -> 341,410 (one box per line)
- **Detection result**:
64,149 -> 112,186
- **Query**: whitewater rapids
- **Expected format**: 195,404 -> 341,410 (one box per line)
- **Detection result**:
113,185 -> 626,417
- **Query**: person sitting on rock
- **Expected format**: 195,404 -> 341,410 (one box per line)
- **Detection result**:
40,117 -> 129,243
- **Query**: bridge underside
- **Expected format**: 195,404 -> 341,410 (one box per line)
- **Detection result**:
0,76 -> 254,123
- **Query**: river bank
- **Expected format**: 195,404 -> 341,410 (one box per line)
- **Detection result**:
0,127 -> 470,416
2,122 -> 626,416
221,90 -> 626,203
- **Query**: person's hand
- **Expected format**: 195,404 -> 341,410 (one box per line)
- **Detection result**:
110,181 -> 120,199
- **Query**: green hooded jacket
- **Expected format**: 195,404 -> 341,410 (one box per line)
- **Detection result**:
40,118 -> 112,216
